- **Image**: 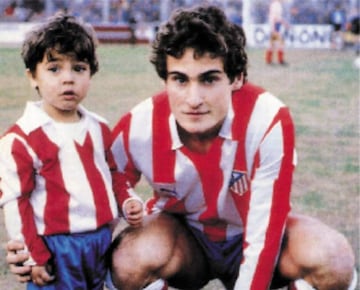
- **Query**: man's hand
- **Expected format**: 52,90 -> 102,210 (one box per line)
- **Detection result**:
6,240 -> 31,282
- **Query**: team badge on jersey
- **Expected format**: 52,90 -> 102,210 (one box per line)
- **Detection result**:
229,171 -> 249,195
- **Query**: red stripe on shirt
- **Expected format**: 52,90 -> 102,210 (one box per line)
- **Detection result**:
152,92 -> 175,184
182,137 -> 225,241
29,128 -> 70,234
75,131 -> 113,226
251,107 -> 294,289
231,83 -> 261,225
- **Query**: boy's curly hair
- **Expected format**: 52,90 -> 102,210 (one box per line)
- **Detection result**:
150,5 -> 248,83
21,12 -> 99,76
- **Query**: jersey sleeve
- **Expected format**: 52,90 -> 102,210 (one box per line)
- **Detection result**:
111,113 -> 143,217
234,107 -> 295,290
0,132 -> 51,266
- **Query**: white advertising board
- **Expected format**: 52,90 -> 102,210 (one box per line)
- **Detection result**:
246,24 -> 332,49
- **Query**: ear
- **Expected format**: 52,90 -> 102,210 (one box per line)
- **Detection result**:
231,74 -> 244,91
25,69 -> 38,89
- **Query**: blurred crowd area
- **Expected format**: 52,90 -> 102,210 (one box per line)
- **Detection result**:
0,0 -> 359,28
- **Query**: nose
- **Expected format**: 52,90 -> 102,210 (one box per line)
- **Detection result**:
61,68 -> 75,83
186,83 -> 203,108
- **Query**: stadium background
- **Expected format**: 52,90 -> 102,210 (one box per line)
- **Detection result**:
0,0 -> 359,50
0,0 -> 358,25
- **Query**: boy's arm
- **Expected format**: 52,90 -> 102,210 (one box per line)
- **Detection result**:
110,114 -> 144,217
0,134 -> 51,266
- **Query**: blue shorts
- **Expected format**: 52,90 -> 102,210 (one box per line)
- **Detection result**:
188,225 -> 291,290
188,226 -> 243,289
27,225 -> 112,290
274,21 -> 282,32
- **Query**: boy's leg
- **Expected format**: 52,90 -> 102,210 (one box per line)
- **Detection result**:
44,226 -> 112,290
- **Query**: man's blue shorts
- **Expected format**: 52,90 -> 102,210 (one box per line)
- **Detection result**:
27,225 -> 112,290
188,224 -> 291,290
188,226 -> 243,289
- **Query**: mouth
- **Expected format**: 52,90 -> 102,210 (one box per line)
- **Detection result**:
185,111 -> 209,117
62,91 -> 76,100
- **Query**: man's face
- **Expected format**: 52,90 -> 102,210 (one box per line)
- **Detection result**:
165,48 -> 242,138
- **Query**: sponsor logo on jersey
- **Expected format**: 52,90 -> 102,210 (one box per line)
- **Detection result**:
154,183 -> 178,197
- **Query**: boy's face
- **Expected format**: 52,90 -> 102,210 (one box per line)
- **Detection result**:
165,48 -> 242,139
27,50 -> 91,122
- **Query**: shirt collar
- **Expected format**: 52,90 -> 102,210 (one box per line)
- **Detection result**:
17,101 -> 52,134
17,101 -> 95,134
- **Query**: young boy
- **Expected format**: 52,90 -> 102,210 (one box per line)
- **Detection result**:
0,13 -> 143,289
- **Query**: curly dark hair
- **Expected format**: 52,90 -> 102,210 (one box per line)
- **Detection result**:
150,5 -> 248,83
21,12 -> 99,76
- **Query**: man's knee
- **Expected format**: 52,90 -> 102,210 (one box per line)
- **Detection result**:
108,214 -> 180,289
279,213 -> 355,289
108,213 -> 209,289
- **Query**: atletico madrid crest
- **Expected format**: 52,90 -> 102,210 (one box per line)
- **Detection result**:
229,171 -> 249,196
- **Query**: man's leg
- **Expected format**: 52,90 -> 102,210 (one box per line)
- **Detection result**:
275,213 -> 356,290
109,213 -> 210,290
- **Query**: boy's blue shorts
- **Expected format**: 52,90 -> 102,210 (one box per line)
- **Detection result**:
27,225 -> 112,290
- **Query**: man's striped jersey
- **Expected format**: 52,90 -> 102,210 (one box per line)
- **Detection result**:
112,82 -> 296,289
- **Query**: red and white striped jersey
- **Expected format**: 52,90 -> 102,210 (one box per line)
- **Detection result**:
0,101 -> 124,265
112,82 -> 296,289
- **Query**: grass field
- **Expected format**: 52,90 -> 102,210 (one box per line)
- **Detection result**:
0,44 -> 359,290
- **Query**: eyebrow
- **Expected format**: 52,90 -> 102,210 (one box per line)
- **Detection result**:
46,53 -> 59,62
168,69 -> 223,78
199,70 -> 223,77
45,54 -> 88,65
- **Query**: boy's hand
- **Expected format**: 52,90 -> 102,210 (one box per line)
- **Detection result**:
31,264 -> 55,286
124,199 -> 143,227
6,240 -> 31,283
